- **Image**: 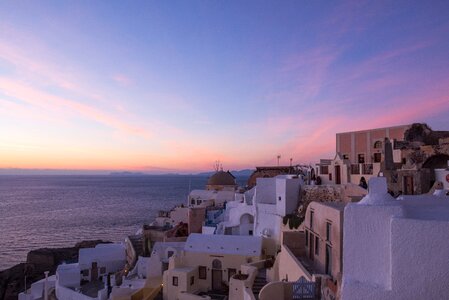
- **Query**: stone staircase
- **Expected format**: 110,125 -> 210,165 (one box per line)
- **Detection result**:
252,276 -> 267,299
128,234 -> 144,257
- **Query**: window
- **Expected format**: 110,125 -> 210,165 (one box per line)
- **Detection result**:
342,154 -> 349,160
320,165 -> 329,174
315,236 -> 319,256
309,234 -> 314,260
305,230 -> 309,247
362,164 -> 373,175
172,276 -> 178,286
249,230 -> 253,236
325,245 -> 332,276
81,269 -> 89,276
199,266 -> 207,279
351,164 -> 360,175
374,153 -> 382,163
191,199 -> 195,205
190,276 -> 194,286
326,222 -> 331,242
329,173 -> 332,181
212,259 -> 222,269
310,211 -> 314,229
374,141 -> 382,149
278,196 -> 281,201
358,154 -> 365,164
167,251 -> 174,258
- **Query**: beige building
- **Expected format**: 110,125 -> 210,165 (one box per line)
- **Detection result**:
318,124 -> 409,185
266,201 -> 344,300
336,125 -> 408,166
317,123 -> 449,196
163,234 -> 263,300
304,202 -> 344,282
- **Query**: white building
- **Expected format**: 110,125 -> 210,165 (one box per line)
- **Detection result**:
55,243 -> 126,300
18,274 -> 56,300
146,242 -> 185,277
341,177 -> 449,300
216,175 -> 303,255
110,242 -> 184,300
188,189 -> 236,208
187,170 -> 240,208
435,164 -> 449,190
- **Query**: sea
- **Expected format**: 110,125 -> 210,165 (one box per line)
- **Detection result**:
0,175 -> 248,271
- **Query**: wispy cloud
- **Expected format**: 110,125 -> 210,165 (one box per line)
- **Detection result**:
0,78 -> 152,138
112,74 -> 133,87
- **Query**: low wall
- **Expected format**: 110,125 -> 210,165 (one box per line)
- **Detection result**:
259,281 -> 292,300
229,266 -> 258,300
276,245 -> 311,282
56,285 -> 98,300
179,292 -> 211,300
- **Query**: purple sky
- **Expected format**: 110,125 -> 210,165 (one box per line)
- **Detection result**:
0,1 -> 448,173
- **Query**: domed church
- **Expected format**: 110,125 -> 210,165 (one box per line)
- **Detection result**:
206,170 -> 237,191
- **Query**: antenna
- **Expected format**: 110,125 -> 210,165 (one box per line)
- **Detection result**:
213,160 -> 220,172
290,158 -> 293,166
277,155 -> 281,166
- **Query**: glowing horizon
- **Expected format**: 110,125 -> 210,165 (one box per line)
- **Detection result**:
1,1 -> 449,174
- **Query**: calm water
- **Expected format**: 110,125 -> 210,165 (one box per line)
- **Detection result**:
0,175 -> 247,271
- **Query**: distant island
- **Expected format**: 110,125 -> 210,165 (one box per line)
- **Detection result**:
108,169 -> 254,177
109,171 -> 147,176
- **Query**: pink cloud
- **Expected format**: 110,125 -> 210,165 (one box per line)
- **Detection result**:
0,25 -> 131,114
279,46 -> 342,99
0,78 -> 152,138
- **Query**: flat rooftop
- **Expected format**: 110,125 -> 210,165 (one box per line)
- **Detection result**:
185,233 -> 262,256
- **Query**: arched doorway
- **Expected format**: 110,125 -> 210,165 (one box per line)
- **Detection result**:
239,214 -> 254,235
211,259 -> 222,291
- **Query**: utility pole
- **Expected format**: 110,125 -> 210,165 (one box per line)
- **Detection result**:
277,155 -> 281,166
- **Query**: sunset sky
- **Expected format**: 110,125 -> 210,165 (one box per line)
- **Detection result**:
1,1 -> 449,173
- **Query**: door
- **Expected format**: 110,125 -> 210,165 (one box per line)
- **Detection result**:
212,269 -> 222,290
91,262 -> 98,281
404,176 -> 414,195
211,259 -> 222,290
335,165 -> 341,184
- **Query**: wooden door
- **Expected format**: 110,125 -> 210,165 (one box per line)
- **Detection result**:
212,269 -> 222,290
335,165 -> 341,184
